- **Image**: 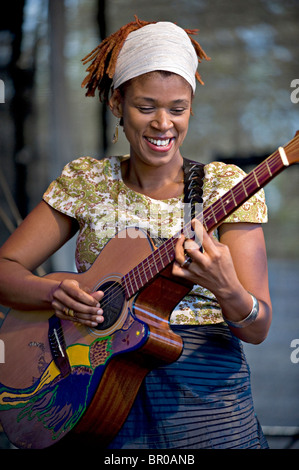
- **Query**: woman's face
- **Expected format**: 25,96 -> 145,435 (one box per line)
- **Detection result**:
110,72 -> 193,168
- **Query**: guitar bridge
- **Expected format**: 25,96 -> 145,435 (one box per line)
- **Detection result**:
48,315 -> 71,377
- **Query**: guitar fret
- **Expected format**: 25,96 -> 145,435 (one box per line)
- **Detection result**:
147,255 -> 154,278
132,269 -> 140,293
136,265 -> 143,287
220,198 -> 227,215
252,169 -> 260,187
165,247 -> 171,263
122,276 -> 128,298
153,254 -> 159,275
124,274 -> 133,298
163,243 -> 174,265
224,195 -> 235,212
230,190 -> 237,206
266,159 -> 273,177
209,206 -> 218,224
163,247 -> 168,266
169,242 -> 176,260
152,252 -> 159,271
241,180 -> 248,197
142,262 -> 148,283
129,275 -> 134,293
157,248 -> 165,269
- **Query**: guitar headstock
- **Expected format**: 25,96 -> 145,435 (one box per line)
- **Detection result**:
284,130 -> 299,165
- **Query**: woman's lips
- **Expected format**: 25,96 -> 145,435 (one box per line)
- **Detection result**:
145,136 -> 174,152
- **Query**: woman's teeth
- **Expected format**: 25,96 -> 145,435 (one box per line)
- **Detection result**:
147,137 -> 171,147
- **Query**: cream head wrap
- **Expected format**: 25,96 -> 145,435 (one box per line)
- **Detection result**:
112,22 -> 199,93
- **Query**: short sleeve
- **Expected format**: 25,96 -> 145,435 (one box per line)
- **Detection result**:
203,161 -> 268,224
43,156 -> 104,219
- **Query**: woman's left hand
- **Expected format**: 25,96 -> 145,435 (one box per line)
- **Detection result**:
173,219 -> 240,298
172,218 -> 272,344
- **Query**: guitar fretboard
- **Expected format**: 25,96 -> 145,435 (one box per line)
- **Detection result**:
122,147 -> 288,299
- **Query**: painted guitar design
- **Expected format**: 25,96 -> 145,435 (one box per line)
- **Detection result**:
0,132 -> 298,449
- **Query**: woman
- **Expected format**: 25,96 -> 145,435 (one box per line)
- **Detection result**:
0,18 -> 271,448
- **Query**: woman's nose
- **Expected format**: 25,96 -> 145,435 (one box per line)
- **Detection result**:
151,109 -> 173,131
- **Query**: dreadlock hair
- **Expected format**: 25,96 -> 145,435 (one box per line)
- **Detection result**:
81,16 -> 210,103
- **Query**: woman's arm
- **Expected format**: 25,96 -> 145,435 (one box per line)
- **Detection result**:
0,201 -> 104,327
173,220 -> 272,344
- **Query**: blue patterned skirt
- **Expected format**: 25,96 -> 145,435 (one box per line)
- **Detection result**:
108,323 -> 268,449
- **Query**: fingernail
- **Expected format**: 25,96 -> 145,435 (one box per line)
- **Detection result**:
96,316 -> 104,323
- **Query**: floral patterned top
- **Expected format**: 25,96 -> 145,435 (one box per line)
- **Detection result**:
43,155 -> 268,325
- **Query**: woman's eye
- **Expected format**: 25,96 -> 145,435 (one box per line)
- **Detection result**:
137,107 -> 186,114
171,108 -> 186,114
137,107 -> 154,113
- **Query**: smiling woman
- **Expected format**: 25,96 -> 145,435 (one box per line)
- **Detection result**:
108,73 -> 192,192
0,16 -> 271,450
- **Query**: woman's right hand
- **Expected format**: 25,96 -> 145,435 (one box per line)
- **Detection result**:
50,279 -> 104,327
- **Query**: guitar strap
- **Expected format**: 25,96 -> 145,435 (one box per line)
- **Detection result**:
183,158 -> 205,227
150,159 -> 205,247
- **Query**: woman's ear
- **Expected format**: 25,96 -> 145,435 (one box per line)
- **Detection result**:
109,89 -> 123,118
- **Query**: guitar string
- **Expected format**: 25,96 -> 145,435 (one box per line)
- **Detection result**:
98,150 -> 286,311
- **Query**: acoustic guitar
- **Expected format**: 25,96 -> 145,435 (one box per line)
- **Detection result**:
0,132 -> 298,449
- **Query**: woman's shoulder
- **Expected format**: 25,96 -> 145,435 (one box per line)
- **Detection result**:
62,155 -> 121,177
203,160 -> 248,197
204,160 -> 246,182
203,160 -> 267,223
43,155 -> 123,218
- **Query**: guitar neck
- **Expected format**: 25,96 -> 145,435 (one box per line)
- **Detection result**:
202,146 -> 288,233
122,146 -> 291,299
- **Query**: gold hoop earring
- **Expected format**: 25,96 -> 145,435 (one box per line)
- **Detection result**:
112,118 -> 120,144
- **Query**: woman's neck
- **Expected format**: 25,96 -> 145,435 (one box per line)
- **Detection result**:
121,154 -> 185,199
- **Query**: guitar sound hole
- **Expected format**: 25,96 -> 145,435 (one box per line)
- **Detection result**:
95,281 -> 125,331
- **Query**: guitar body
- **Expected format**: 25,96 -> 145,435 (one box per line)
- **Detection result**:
0,228 -> 188,449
